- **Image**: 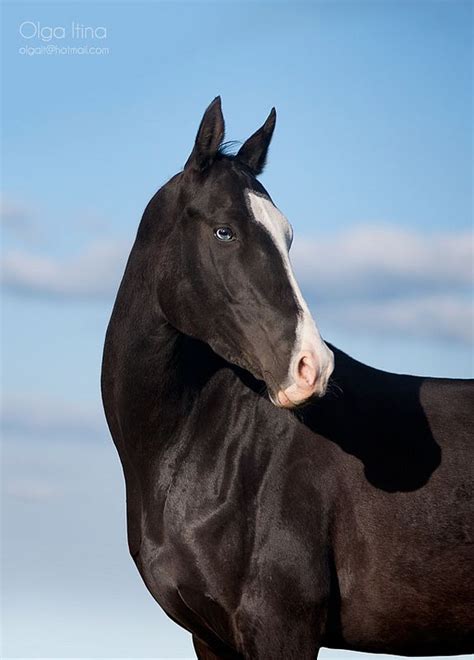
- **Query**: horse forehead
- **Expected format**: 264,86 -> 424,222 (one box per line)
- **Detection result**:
246,190 -> 292,246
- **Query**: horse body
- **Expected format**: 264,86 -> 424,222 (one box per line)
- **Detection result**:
102,296 -> 473,658
101,98 -> 473,658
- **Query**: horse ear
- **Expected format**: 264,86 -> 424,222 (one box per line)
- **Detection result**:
236,108 -> 276,176
185,96 -> 225,171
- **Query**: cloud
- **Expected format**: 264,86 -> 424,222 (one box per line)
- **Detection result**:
291,225 -> 473,301
4,478 -> 58,501
1,395 -> 106,440
0,195 -> 42,243
2,239 -> 129,300
1,399 -> 110,509
317,294 -> 473,344
291,225 -> 473,344
2,224 -> 472,342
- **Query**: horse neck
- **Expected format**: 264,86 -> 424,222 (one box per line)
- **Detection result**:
105,261 -> 224,421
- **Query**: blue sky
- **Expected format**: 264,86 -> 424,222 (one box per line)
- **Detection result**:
1,1 -> 472,657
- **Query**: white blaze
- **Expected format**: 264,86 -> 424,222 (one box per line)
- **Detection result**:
246,190 -> 334,390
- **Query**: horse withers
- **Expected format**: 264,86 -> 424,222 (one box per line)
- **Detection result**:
101,97 -> 474,659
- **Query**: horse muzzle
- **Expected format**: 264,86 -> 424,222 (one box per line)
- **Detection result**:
275,346 -> 334,408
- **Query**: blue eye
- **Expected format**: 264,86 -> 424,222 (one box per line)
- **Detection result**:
214,226 -> 235,242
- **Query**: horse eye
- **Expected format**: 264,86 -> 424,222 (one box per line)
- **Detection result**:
214,227 -> 235,242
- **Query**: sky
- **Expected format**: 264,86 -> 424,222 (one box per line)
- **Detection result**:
1,1 -> 473,658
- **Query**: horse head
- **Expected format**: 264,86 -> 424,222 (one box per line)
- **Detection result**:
138,97 -> 334,407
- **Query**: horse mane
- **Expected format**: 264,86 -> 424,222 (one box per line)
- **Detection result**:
217,140 -> 242,157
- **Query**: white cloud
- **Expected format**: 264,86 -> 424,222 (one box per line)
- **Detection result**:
0,196 -> 30,223
0,195 -> 42,243
291,225 -> 473,300
290,225 -> 473,343
318,294 -> 473,344
1,395 -> 105,439
4,478 -> 58,501
2,239 -> 128,299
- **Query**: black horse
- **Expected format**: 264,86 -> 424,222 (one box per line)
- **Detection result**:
101,98 -> 473,659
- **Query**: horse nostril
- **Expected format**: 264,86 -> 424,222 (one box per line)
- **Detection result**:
296,353 -> 317,389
